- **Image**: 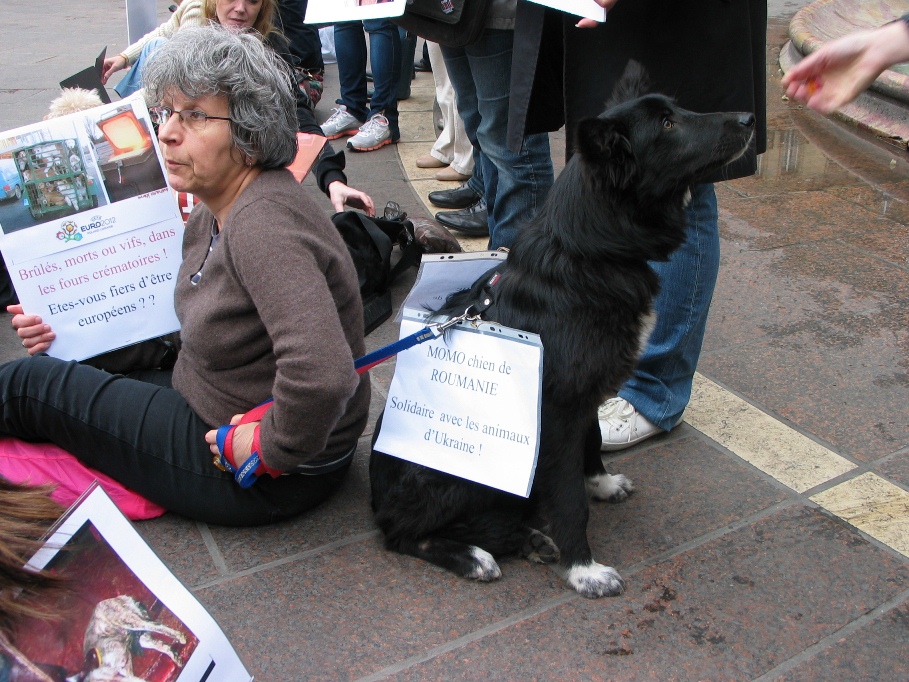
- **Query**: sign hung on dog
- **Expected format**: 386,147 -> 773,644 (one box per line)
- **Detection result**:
0,93 -> 183,361
375,314 -> 543,497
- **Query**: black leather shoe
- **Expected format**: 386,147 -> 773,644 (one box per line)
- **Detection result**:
428,184 -> 482,210
435,199 -> 489,237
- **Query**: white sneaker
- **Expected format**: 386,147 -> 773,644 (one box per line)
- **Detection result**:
320,105 -> 362,140
347,113 -> 396,152
598,397 -> 663,451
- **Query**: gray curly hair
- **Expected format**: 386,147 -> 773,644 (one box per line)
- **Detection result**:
143,24 -> 298,169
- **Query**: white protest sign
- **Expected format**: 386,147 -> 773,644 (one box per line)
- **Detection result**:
526,0 -> 607,21
305,0 -> 407,24
0,93 -> 183,361
374,313 -> 543,498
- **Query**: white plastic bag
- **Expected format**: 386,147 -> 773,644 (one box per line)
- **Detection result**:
319,26 -> 336,64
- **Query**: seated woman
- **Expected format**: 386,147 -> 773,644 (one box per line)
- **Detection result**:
1,25 -> 371,527
102,0 -> 204,98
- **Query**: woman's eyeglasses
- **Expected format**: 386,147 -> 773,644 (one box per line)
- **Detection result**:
149,106 -> 233,131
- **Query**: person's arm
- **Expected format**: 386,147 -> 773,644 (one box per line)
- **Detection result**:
271,35 -> 377,216
204,197 -> 363,471
315,144 -> 376,216
102,0 -> 204,82
782,17 -> 909,114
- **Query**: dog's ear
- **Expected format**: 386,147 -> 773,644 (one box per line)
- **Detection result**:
574,117 -> 636,190
605,61 -> 650,108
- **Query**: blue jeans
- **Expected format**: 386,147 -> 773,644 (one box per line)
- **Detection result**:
0,356 -> 348,526
619,183 -> 720,430
333,20 -> 400,139
397,28 -> 416,101
442,30 -> 553,249
114,37 -> 166,98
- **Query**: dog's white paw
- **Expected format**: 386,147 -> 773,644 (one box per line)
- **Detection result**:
566,562 -> 625,598
586,472 -> 634,502
467,546 -> 502,581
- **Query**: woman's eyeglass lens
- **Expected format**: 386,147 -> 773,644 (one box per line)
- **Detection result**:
149,106 -> 231,130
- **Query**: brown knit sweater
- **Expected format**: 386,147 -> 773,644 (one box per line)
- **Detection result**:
172,169 -> 370,471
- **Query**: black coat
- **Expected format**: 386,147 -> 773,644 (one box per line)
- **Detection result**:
508,0 -> 767,182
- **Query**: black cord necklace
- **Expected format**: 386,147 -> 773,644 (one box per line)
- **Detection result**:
190,217 -> 220,286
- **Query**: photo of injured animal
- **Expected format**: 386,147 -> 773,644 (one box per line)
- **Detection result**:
7,520 -> 199,681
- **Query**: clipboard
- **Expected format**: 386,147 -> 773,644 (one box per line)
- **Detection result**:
287,132 -> 325,183
59,47 -> 112,104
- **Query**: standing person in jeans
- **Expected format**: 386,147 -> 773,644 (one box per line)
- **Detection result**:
509,0 -> 766,449
277,0 -> 326,107
428,0 -> 554,250
321,20 -> 401,152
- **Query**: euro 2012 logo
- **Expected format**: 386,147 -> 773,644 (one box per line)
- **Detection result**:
56,220 -> 82,242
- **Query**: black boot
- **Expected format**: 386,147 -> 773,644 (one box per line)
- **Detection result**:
428,184 -> 482,209
435,199 -> 489,237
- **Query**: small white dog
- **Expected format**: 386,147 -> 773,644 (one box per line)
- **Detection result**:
45,87 -> 103,120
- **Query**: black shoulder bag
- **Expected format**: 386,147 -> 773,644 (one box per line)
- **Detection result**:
331,210 -> 423,335
393,0 -> 491,48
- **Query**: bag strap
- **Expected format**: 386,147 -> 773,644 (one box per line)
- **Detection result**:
390,227 -> 423,283
370,210 -> 424,285
352,213 -> 395,290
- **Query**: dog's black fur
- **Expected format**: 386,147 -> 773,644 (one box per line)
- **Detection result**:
370,72 -> 755,598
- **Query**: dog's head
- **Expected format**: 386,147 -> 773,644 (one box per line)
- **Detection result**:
574,67 -> 755,201
45,87 -> 103,120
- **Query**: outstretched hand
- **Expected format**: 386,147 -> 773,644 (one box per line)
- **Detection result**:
101,55 -> 128,85
782,21 -> 909,114
576,0 -> 619,28
329,181 -> 376,217
7,304 -> 55,355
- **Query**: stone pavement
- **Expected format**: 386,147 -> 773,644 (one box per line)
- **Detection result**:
1,1 -> 909,680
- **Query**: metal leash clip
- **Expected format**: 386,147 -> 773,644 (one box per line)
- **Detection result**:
431,307 -> 477,337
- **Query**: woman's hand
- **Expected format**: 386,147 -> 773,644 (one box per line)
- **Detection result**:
782,21 -> 909,113
205,414 -> 257,460
101,55 -> 128,85
7,304 -> 55,355
328,181 -> 376,217
576,0 -> 619,28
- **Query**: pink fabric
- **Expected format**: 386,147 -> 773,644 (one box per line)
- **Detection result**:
0,437 -> 166,520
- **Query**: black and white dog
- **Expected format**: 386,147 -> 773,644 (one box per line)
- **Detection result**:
370,73 -> 755,598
